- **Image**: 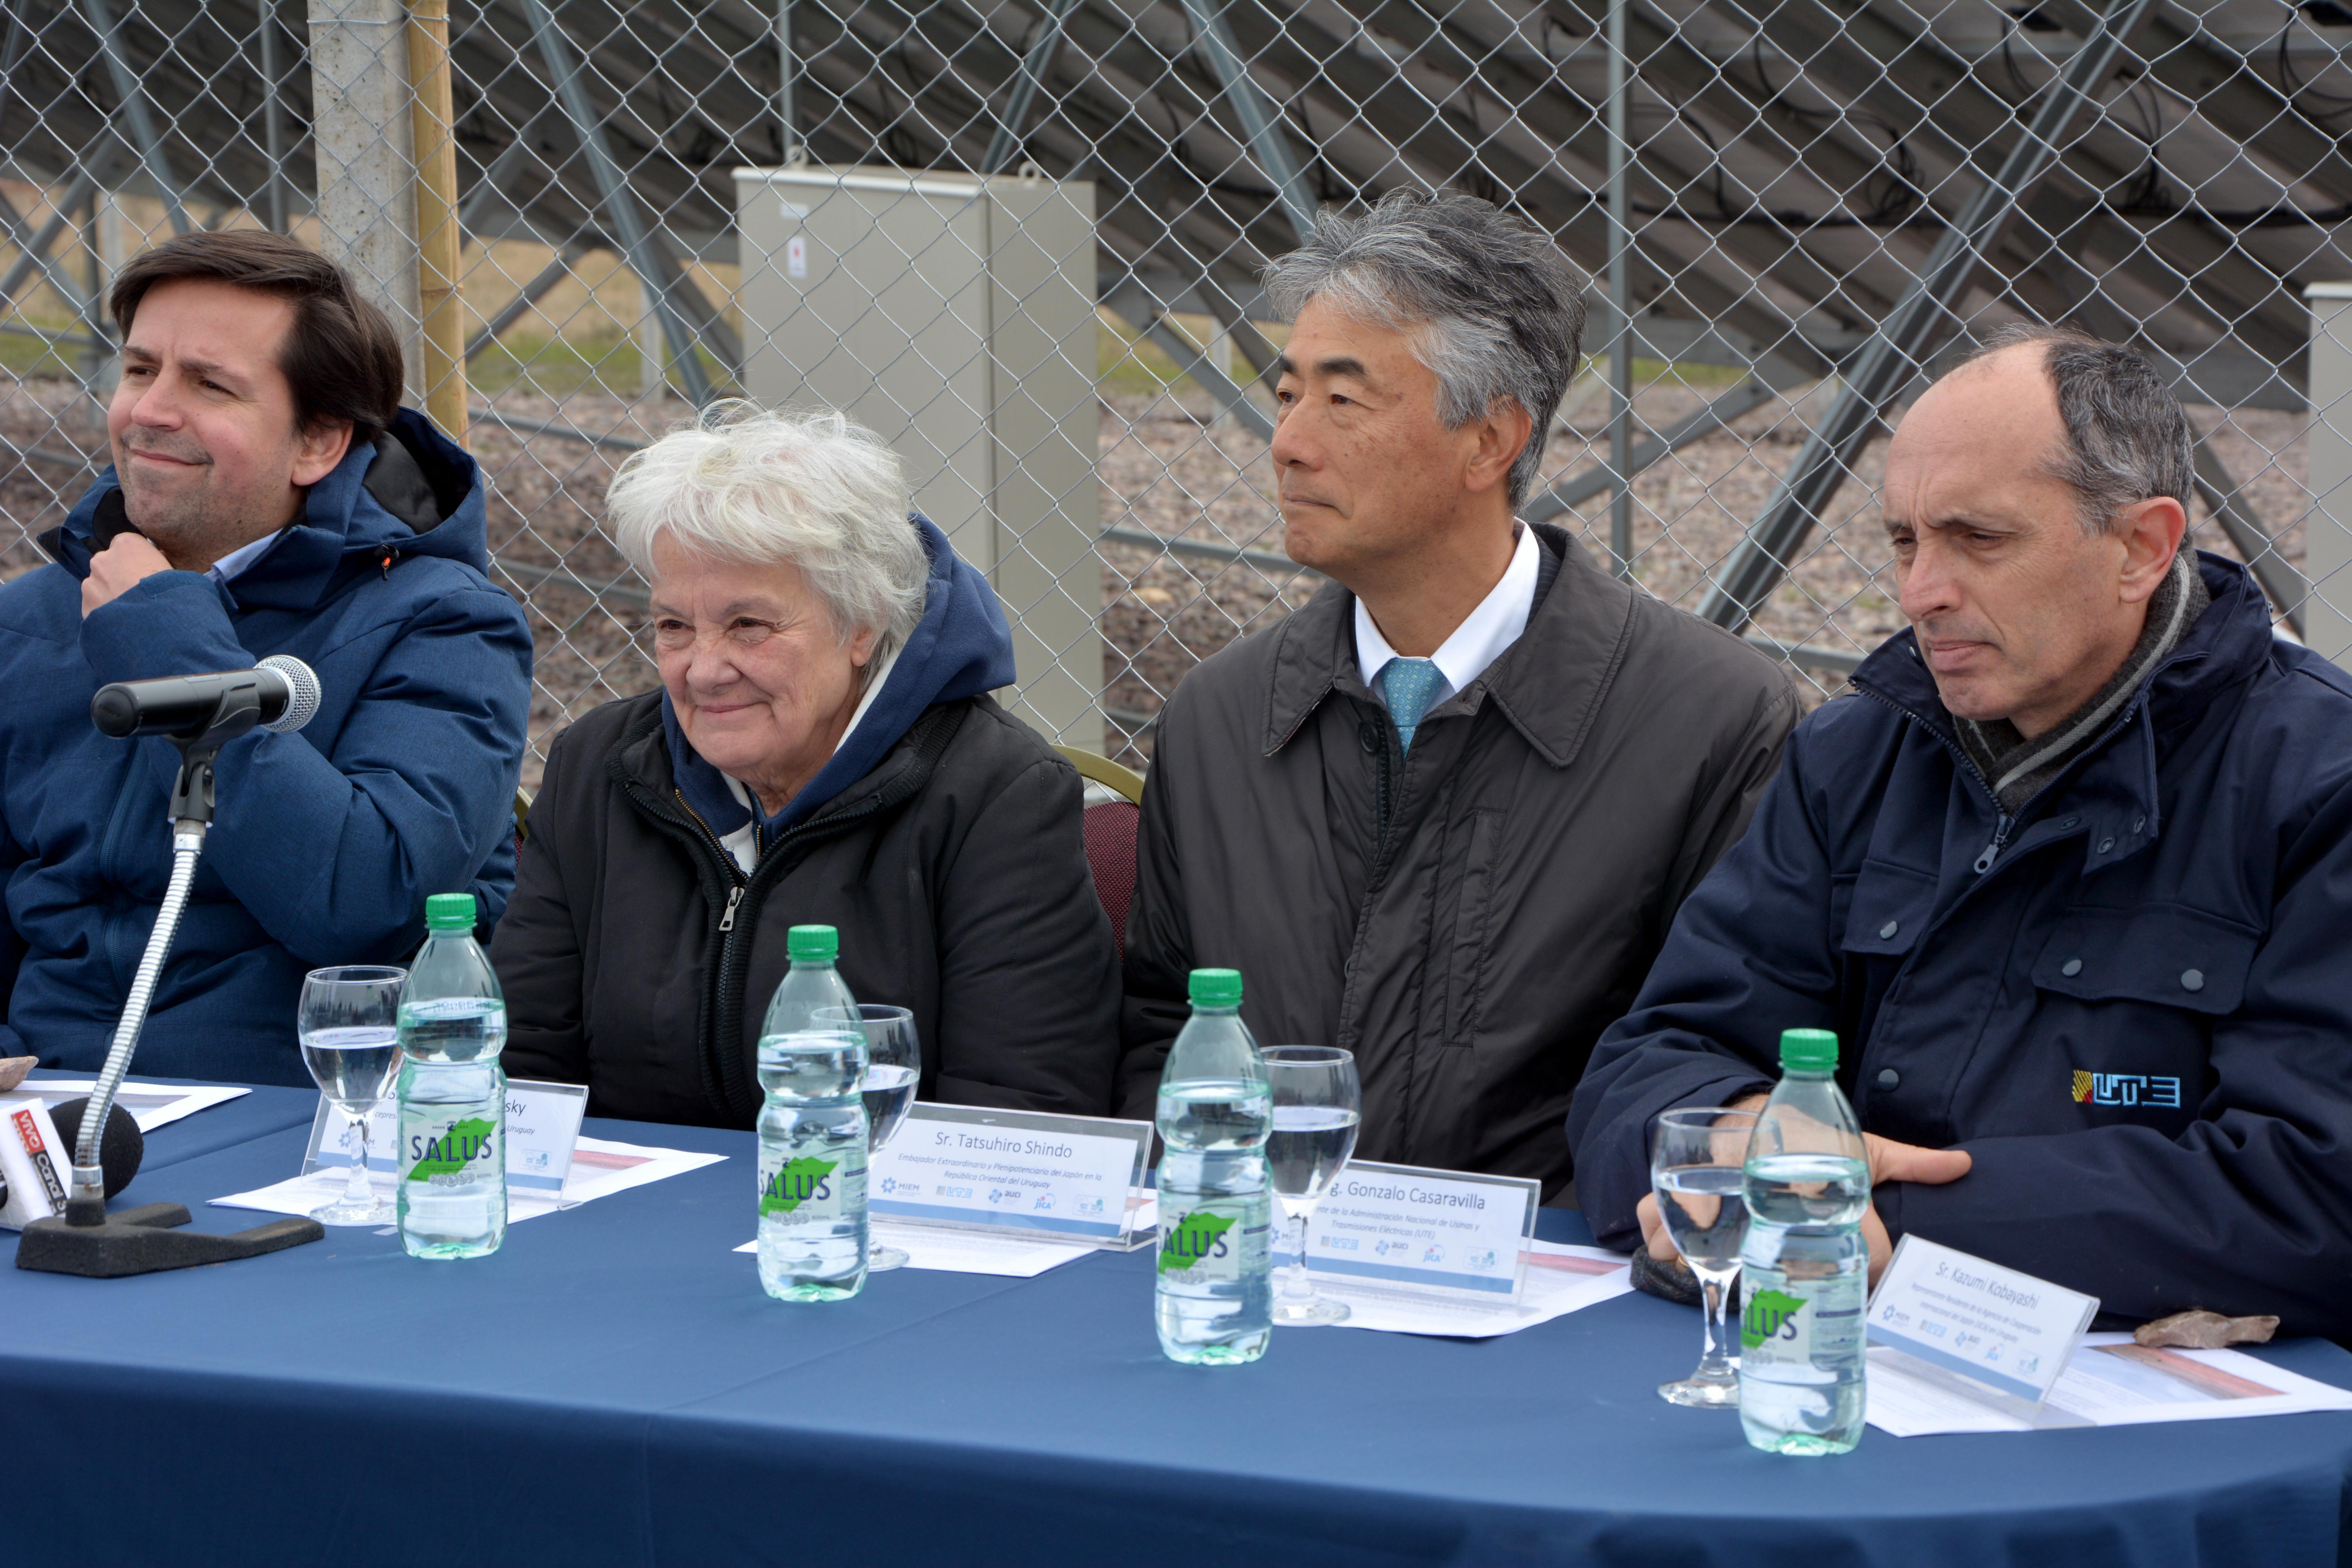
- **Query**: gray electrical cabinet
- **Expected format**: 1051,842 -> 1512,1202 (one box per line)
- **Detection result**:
734,165 -> 1100,751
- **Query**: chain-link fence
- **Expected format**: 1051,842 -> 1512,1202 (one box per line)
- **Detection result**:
3,0 -> 2349,777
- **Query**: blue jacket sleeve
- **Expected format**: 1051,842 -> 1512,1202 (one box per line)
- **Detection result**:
1885,773 -> 2352,1334
1564,719 -> 1836,1245
79,569 -> 532,964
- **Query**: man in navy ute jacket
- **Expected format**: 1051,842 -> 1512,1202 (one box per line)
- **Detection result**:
0,230 -> 532,1086
1569,325 -> 2352,1337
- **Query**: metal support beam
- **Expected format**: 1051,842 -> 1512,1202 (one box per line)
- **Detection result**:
1697,0 -> 2159,631
2193,437 -> 2310,639
79,0 -> 191,235
1105,278 -> 1277,440
457,132 -> 538,240
258,0 -> 287,231
465,252 -> 575,360
775,0 -> 800,165
982,0 -> 1079,176
1523,374 -> 1786,522
0,184 -> 110,339
521,0 -> 716,407
0,152 -> 123,313
1604,0 -> 1633,578
1172,0 -> 1318,243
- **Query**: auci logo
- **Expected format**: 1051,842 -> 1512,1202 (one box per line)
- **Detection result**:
762,1156 -> 839,1216
1158,1209 -> 1235,1274
405,1118 -> 495,1181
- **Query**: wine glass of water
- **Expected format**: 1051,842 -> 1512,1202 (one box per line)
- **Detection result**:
1264,1046 -> 1360,1327
816,1004 -> 919,1272
299,965 -> 407,1226
1650,1107 -> 1761,1407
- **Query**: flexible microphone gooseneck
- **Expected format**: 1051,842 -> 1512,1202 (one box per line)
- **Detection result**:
71,657 -> 321,1199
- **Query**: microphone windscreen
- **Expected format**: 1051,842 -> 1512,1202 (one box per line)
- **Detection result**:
45,1096 -> 144,1198
91,683 -> 140,738
258,654 -> 321,733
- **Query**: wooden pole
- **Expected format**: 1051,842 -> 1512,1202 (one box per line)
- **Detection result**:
406,0 -> 467,443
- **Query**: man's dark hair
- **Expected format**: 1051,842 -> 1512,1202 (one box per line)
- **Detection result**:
1962,323 -> 2194,536
1263,190 -> 1587,507
109,230 -> 405,450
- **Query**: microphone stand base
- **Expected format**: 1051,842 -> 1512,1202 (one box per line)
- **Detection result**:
14,1203 -> 325,1277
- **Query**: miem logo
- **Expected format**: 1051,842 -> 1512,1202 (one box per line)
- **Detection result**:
1158,1209 -> 1236,1274
761,1156 -> 838,1216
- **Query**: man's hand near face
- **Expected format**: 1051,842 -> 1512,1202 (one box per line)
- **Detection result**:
81,532 -> 176,619
1634,1097 -> 1973,1287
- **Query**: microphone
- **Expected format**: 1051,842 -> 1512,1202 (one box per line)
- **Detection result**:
44,1096 -> 143,1199
90,655 -> 321,740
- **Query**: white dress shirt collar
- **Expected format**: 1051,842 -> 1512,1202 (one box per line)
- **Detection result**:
1354,521 -> 1540,710
206,528 -> 288,585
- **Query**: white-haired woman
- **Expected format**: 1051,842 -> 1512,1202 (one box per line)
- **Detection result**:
492,405 -> 1120,1126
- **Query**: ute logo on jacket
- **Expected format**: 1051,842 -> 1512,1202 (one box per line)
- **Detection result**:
2071,1070 -> 2183,1109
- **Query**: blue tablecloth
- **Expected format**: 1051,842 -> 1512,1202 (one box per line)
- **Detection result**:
6,1109 -> 2352,1568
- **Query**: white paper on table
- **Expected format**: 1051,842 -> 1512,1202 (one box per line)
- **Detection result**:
28,1080 -> 250,1134
734,1186 -> 1161,1277
733,1220 -> 1096,1278
1866,1331 -> 2352,1437
208,1135 -> 725,1222
1311,1240 -> 1633,1339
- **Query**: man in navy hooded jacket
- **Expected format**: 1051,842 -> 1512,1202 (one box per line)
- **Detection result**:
0,231 -> 532,1086
1569,325 -> 2352,1337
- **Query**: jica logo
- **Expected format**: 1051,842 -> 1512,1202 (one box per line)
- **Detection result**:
405,1118 -> 494,1182
761,1156 -> 838,1216
1158,1209 -> 1236,1274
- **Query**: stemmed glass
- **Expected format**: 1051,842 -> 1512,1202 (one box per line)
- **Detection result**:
1650,1107 -> 1761,1407
298,965 -> 407,1226
1264,1046 -> 1361,1327
816,1004 -> 920,1272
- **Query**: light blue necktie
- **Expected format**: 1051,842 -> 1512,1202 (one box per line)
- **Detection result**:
1379,657 -> 1446,754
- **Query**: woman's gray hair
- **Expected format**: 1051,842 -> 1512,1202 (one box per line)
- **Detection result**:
1262,189 -> 1587,506
606,401 -> 929,648
1964,324 -> 2195,536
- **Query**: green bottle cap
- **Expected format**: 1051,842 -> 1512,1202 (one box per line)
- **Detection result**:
1188,968 -> 1242,1008
788,925 -> 839,963
424,892 -> 476,933
1780,1027 -> 1839,1072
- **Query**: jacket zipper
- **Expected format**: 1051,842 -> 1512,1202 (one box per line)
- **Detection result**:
615,704 -> 967,1123
1973,815 -> 2014,876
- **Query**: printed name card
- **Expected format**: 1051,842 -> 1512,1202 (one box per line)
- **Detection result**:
1868,1235 -> 2100,1417
1303,1160 -> 1541,1299
305,1078 -> 588,1193
868,1103 -> 1153,1247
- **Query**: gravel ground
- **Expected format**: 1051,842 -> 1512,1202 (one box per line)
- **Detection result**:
2,370 -> 2319,783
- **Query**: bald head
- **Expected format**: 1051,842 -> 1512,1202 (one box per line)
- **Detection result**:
1881,335 -> 2189,739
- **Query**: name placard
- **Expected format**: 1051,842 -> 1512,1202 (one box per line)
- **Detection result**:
869,1103 -> 1153,1247
304,1078 -> 588,1193
1303,1160 -> 1541,1299
1868,1235 -> 2100,1415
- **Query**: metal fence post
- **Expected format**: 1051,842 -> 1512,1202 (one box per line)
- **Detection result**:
309,0 -> 424,401
2307,283 -> 2352,670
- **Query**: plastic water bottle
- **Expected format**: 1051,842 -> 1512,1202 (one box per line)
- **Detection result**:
1154,967 -> 1272,1365
755,926 -> 868,1301
1739,1027 -> 1870,1455
396,893 -> 508,1260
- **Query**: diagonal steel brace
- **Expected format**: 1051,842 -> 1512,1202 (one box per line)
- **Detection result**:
1697,0 -> 2161,631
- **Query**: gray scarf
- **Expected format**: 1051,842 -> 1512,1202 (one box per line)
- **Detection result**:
1954,550 -> 2209,817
